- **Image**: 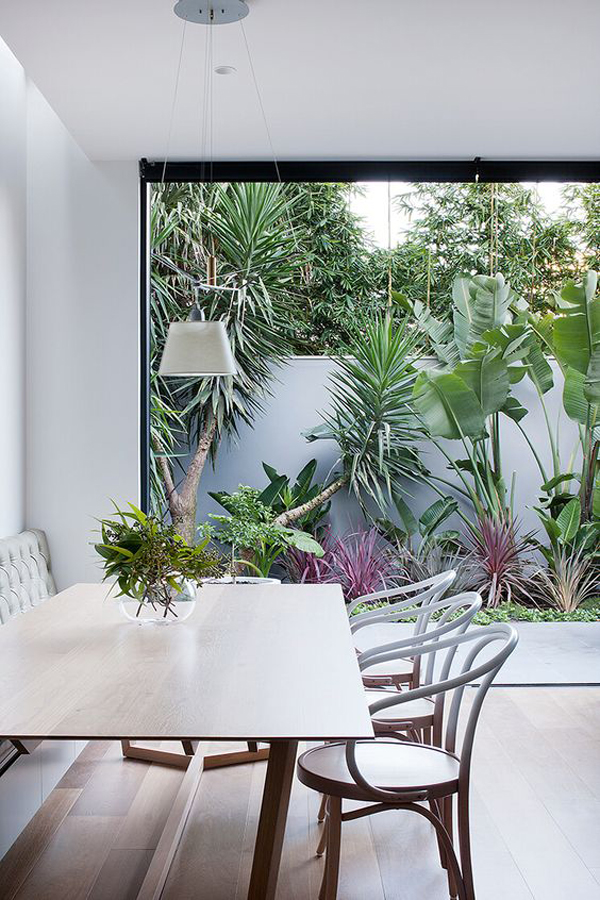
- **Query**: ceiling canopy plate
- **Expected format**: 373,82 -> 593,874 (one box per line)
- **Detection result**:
173,0 -> 249,25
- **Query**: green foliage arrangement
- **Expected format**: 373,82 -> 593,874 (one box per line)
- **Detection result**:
94,503 -> 223,618
209,486 -> 324,579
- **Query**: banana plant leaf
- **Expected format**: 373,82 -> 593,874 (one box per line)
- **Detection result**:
455,352 -> 510,416
563,367 -> 593,425
501,396 -> 528,423
555,497 -> 581,542
554,271 -> 600,404
413,370 -> 487,441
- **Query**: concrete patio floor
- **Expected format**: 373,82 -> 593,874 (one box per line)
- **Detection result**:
359,622 -> 600,685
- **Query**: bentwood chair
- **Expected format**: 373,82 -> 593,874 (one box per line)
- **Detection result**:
350,570 -> 456,691
299,623 -> 518,900
360,592 -> 482,742
315,592 -> 482,853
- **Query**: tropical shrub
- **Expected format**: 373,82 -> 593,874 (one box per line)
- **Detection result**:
209,485 -> 323,579
404,273 -> 551,522
528,272 -> 600,555
461,514 -> 535,608
532,548 -> 600,613
257,459 -> 331,534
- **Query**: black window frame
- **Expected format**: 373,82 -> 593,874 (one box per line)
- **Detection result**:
139,157 -> 600,512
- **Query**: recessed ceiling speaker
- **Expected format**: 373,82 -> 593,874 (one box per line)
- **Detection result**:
173,0 -> 249,25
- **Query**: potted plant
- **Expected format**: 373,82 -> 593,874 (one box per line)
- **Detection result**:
208,486 -> 324,582
95,503 -> 223,624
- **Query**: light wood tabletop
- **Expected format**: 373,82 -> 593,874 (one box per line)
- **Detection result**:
0,582 -> 373,899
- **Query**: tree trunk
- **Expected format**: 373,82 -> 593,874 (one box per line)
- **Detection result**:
156,415 -> 218,544
274,475 -> 348,527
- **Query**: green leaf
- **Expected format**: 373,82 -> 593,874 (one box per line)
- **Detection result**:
540,473 -> 579,493
555,497 -> 581,541
418,497 -> 458,538
262,462 -> 280,482
293,459 -> 318,494
455,353 -> 509,416
452,276 -> 474,358
207,491 -> 238,514
563,367 -> 591,425
501,396 -> 528,423
554,272 -> 600,380
584,347 -> 600,405
258,475 -> 287,507
413,369 -> 486,440
593,479 -> 600,519
279,528 -> 324,557
391,290 -> 412,313
526,342 -> 554,395
391,493 -> 418,537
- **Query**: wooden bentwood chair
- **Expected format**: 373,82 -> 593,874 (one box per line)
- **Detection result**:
298,622 -> 519,900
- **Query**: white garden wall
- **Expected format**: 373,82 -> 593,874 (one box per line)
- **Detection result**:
198,356 -> 577,539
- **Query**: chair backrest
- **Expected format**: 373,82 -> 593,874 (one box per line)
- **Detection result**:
348,570 -> 456,636
346,623 -> 518,802
350,570 -> 456,687
358,591 -> 482,688
0,529 -> 56,624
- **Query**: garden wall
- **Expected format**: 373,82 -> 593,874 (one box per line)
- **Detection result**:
197,356 -> 578,540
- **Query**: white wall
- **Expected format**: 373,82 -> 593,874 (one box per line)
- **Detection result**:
0,39 -> 26,537
25,87 -> 140,588
0,37 -> 140,583
199,357 -> 578,540
0,36 -> 140,856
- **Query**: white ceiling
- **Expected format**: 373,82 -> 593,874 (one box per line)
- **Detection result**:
1,0 -> 599,162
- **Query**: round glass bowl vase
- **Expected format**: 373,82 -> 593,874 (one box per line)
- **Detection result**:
118,579 -> 197,625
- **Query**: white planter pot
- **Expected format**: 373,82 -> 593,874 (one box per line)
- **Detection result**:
204,576 -> 281,585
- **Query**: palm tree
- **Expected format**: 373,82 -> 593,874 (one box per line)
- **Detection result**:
151,182 -> 302,542
275,316 -> 424,526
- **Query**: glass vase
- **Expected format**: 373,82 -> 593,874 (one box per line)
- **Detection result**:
118,579 -> 197,625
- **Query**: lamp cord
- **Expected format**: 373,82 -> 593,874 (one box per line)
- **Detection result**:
161,20 -> 188,184
239,16 -> 299,249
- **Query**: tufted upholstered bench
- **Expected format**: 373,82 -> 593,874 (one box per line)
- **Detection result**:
0,529 -> 56,625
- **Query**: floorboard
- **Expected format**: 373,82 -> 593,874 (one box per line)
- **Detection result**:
0,689 -> 598,900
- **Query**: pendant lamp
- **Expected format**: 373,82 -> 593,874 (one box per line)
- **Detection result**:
157,1 -> 247,378
158,256 -> 237,377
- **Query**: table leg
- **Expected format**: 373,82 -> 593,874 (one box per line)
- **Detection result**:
247,739 -> 298,900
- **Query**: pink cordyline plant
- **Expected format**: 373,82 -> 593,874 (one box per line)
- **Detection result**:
464,513 -> 534,608
283,526 -> 398,603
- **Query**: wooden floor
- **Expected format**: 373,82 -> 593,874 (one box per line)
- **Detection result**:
1,688 -> 599,900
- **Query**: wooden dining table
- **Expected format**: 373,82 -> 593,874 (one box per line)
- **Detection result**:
0,582 -> 373,899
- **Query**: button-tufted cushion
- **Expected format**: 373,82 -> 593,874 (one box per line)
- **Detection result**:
0,530 -> 56,625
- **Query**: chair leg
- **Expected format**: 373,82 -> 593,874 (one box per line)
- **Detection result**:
316,796 -> 329,857
443,795 -> 459,899
409,802 -> 466,900
317,792 -> 328,823
247,741 -> 258,752
321,795 -> 342,900
457,789 -> 476,900
429,798 -> 448,871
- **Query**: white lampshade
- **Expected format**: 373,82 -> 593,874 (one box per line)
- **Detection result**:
158,320 -> 237,377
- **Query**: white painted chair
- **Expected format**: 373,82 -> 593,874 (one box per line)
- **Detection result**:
350,570 -> 456,690
299,623 -> 519,900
